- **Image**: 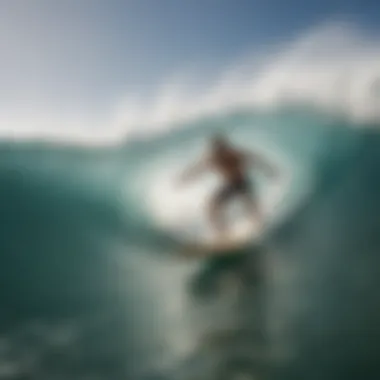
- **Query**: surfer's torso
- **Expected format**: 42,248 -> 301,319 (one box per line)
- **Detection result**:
210,148 -> 248,184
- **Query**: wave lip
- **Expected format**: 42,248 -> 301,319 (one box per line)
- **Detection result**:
1,21 -> 380,146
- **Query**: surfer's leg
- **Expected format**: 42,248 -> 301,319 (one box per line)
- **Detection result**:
208,186 -> 232,237
239,179 -> 263,227
209,197 -> 226,236
242,194 -> 263,227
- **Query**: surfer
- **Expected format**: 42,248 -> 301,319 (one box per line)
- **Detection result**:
178,134 -> 279,238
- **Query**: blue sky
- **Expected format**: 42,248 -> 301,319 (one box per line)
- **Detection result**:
1,0 -> 380,121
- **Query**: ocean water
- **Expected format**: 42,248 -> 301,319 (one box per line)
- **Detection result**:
2,22 -> 380,380
1,105 -> 380,380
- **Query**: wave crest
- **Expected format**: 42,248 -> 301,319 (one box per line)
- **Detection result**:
2,21 -> 380,145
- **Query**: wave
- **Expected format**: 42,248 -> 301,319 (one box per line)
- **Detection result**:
0,107 -> 360,251
1,20 -> 380,378
114,21 -> 380,139
0,106 -> 379,378
266,128 -> 380,379
1,21 -> 380,146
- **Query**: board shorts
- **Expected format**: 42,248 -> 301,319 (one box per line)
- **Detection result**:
215,178 -> 252,204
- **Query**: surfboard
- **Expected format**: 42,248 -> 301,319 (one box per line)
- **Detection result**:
179,219 -> 262,257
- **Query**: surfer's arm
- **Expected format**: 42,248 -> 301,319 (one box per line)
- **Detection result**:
243,151 -> 279,178
178,157 -> 212,184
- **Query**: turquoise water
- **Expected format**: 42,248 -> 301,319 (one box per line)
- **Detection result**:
0,108 -> 379,380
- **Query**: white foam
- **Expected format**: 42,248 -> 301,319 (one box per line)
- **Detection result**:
145,154 -> 290,242
2,21 -> 380,145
